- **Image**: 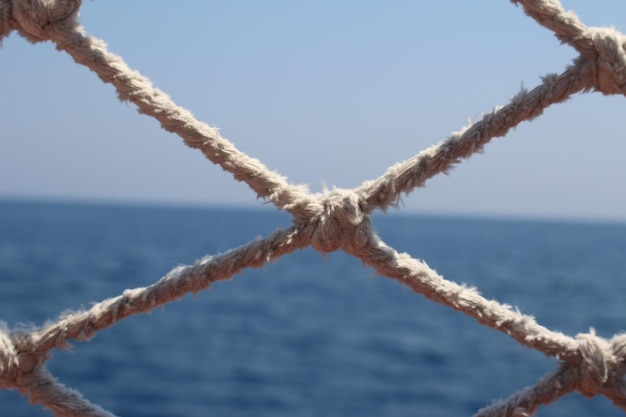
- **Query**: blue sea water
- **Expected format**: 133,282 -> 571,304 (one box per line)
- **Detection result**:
1,199 -> 626,417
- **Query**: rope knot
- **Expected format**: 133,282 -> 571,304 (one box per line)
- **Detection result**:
0,325 -> 19,387
585,27 -> 626,95
307,189 -> 371,253
575,330 -> 614,397
9,0 -> 81,42
0,325 -> 50,389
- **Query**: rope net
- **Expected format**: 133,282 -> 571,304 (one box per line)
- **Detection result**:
1,0 -> 625,416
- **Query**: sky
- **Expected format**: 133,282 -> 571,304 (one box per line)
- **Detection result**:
1,1 -> 626,222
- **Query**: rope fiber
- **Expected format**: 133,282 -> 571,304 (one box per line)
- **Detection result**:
2,0 -> 626,415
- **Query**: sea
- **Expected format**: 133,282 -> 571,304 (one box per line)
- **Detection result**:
0,199 -> 625,417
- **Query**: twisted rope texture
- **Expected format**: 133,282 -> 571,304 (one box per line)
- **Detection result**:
2,0 -> 626,415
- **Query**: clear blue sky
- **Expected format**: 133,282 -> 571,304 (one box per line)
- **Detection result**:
2,1 -> 626,222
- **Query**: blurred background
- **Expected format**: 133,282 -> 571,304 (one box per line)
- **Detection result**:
1,0 -> 626,222
1,1 -> 626,416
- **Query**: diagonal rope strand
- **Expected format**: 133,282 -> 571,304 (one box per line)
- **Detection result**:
15,368 -> 118,417
358,62 -> 594,212
511,0 -> 592,52
11,10 -> 313,213
27,225 -> 309,354
474,366 -> 580,417
348,235 -> 580,361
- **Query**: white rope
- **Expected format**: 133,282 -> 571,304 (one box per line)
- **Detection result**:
1,0 -> 626,416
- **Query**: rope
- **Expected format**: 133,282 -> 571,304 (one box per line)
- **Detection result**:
2,0 -> 626,415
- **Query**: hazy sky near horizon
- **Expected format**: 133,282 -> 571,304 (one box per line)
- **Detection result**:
2,1 -> 626,221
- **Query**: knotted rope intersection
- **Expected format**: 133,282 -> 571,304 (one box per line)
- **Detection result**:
1,0 -> 626,416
